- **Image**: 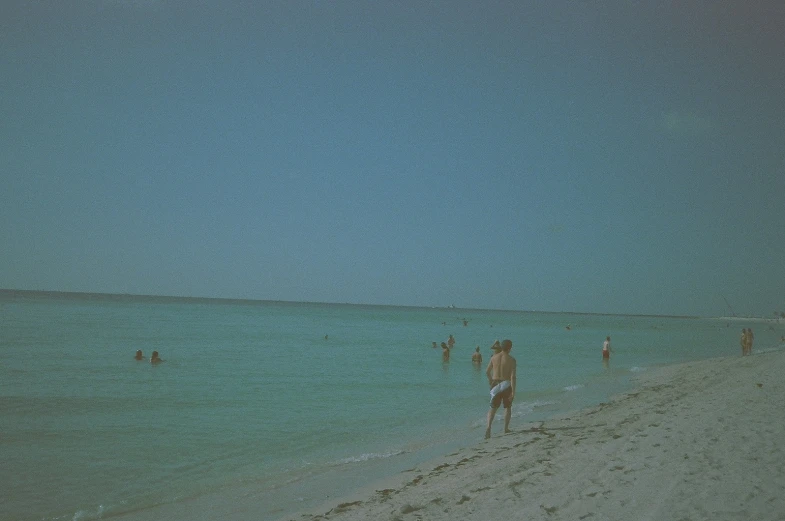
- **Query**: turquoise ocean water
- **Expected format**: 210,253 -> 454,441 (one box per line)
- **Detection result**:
2,290 -> 784,521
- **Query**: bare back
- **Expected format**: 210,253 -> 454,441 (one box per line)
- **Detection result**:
487,352 -> 516,387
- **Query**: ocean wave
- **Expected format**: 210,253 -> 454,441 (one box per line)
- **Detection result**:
531,399 -> 558,408
506,399 -> 558,421
563,384 -> 584,392
334,450 -> 405,465
471,399 -> 559,426
72,504 -> 105,521
629,366 -> 646,373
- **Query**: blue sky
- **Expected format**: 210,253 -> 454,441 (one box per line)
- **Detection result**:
2,1 -> 784,316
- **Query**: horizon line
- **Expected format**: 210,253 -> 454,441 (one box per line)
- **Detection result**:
0,288 -> 708,320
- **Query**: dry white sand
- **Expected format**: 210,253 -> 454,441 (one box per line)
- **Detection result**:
282,350 -> 785,521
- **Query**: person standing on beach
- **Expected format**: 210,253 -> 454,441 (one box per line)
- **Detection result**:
747,328 -> 754,355
485,339 -> 516,439
741,328 -> 752,356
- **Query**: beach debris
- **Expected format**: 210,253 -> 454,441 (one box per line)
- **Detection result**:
400,503 -> 422,514
327,501 -> 362,514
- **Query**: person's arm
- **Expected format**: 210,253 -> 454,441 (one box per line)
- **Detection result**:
510,360 -> 517,399
486,359 -> 493,385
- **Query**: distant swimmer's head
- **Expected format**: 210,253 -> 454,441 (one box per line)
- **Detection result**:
135,350 -> 144,360
475,346 -> 480,352
491,340 -> 502,351
501,339 -> 512,352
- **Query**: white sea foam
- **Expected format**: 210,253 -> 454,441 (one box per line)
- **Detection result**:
629,366 -> 647,373
472,397 -> 560,427
335,450 -> 405,465
532,399 -> 558,408
511,399 -> 558,420
563,384 -> 584,392
72,505 -> 104,521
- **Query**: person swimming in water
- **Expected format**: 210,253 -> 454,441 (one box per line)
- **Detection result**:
472,346 -> 482,364
150,351 -> 164,364
441,342 -> 450,362
134,350 -> 145,361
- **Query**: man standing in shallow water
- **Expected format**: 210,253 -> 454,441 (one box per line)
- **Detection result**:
485,339 -> 516,439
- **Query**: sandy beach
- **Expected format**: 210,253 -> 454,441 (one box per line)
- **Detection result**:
284,349 -> 785,521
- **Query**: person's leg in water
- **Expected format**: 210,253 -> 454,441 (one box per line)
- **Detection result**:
504,405 -> 512,434
485,406 -> 499,439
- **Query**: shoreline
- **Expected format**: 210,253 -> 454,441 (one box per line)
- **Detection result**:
282,349 -> 785,521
